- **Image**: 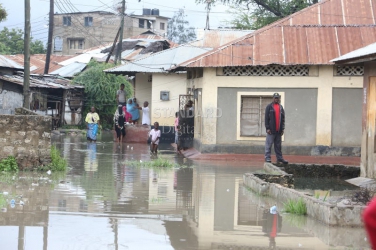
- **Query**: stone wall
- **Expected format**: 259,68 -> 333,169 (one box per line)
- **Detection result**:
243,173 -> 366,227
15,107 -> 39,116
0,114 -> 52,169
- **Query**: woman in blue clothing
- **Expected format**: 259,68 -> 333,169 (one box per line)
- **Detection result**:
126,98 -> 140,124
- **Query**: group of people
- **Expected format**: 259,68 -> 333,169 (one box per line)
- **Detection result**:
114,83 -> 151,143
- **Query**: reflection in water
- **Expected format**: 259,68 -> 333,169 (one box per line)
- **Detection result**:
85,142 -> 98,172
0,133 -> 371,249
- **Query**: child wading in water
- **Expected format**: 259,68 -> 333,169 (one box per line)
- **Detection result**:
149,122 -> 161,154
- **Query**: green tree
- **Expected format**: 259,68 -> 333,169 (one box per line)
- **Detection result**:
72,61 -> 133,128
167,10 -> 197,44
199,0 -> 319,29
0,27 -> 46,55
0,4 -> 7,23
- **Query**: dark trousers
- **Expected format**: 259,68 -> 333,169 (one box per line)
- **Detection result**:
265,133 -> 283,161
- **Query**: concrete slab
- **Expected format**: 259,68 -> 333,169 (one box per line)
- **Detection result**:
346,177 -> 376,187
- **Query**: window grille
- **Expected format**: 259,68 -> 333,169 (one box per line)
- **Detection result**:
160,23 -> 165,30
69,39 -> 84,50
240,96 -> 272,137
223,65 -> 309,76
335,65 -> 364,76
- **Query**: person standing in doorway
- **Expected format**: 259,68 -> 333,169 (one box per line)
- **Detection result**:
85,106 -> 100,142
264,93 -> 288,164
116,84 -> 127,106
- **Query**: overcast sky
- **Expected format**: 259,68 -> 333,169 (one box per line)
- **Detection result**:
0,0 -> 233,42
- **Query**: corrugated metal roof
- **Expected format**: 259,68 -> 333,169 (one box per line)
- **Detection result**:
0,74 -> 83,89
192,29 -> 254,48
105,44 -> 213,73
176,0 -> 376,68
3,54 -> 74,74
50,62 -> 87,78
331,42 -> 376,62
0,55 -> 23,70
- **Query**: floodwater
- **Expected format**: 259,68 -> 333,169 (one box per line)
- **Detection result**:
0,132 -> 371,250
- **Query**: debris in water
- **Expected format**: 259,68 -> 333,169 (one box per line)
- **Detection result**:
47,170 -> 51,175
127,145 -> 130,149
2,192 -> 8,196
19,201 -> 24,206
226,189 -> 229,192
131,147 -> 133,150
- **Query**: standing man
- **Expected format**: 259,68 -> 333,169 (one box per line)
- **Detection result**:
264,93 -> 288,164
116,84 -> 127,106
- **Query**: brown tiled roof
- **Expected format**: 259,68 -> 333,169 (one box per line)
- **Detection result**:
178,0 -> 376,67
3,54 -> 74,74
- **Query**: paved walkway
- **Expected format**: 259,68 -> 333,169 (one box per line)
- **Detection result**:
181,148 -> 360,166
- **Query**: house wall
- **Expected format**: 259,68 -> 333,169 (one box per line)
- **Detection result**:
151,73 -> 187,126
217,88 -> 318,146
135,73 -> 152,123
195,65 -> 363,155
0,108 -> 51,169
332,88 -> 362,146
53,13 -> 168,55
0,81 -> 23,114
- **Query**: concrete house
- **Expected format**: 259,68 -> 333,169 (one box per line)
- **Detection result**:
332,42 -> 376,177
105,30 -> 253,141
172,0 -> 376,156
53,10 -> 169,55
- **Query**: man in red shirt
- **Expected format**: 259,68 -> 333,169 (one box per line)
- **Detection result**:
264,93 -> 288,164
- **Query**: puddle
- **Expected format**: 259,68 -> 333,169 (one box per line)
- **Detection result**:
0,132 -> 370,249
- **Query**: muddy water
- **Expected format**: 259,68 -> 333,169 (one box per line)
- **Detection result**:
0,133 -> 371,250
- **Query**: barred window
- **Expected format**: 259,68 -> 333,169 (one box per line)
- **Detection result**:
84,17 -> 93,27
241,96 -> 272,137
223,65 -> 309,76
335,65 -> 364,76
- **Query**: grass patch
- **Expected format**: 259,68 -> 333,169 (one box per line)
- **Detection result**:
0,156 -> 18,172
127,156 -> 175,168
50,146 -> 67,171
283,198 -> 307,215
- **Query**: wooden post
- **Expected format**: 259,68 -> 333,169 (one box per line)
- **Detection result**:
23,0 -> 31,109
44,0 -> 54,74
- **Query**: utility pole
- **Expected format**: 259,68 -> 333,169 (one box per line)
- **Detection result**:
106,27 -> 121,63
44,0 -> 54,74
205,0 -> 212,30
23,0 -> 31,109
114,0 -> 126,65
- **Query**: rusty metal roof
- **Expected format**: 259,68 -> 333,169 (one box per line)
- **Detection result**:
3,54 -> 74,74
177,0 -> 376,68
0,73 -> 83,89
0,55 -> 23,70
191,29 -> 253,48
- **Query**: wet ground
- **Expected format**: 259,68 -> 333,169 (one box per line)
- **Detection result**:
0,132 -> 371,249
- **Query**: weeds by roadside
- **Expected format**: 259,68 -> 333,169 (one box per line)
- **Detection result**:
283,198 -> 307,215
0,156 -> 18,172
126,155 -> 191,169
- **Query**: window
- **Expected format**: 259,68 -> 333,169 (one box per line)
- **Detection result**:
160,22 -> 165,30
139,19 -> 145,28
63,16 -> 71,26
147,20 -> 152,29
84,16 -> 93,26
240,96 -> 272,137
69,39 -> 84,50
54,36 -> 63,51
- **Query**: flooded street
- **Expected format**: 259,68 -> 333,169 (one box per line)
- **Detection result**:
0,133 -> 371,249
